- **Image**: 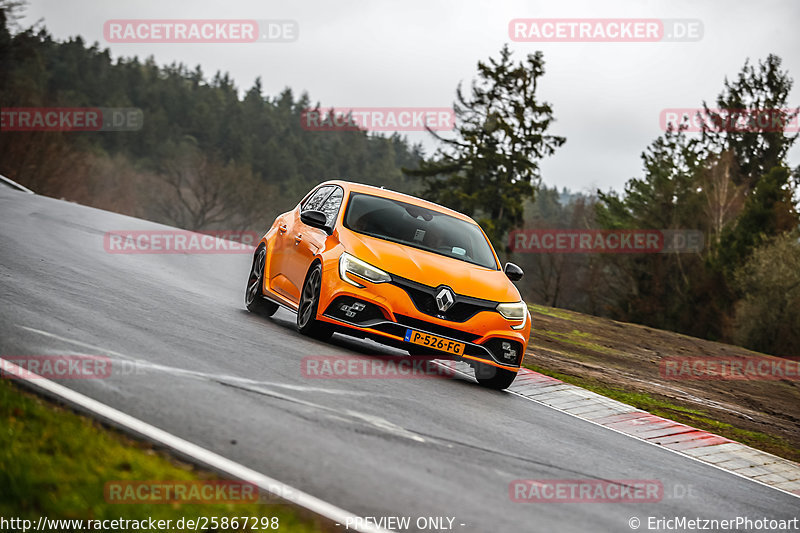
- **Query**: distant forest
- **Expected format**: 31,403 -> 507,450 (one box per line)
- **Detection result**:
0,9 -> 423,232
1,7 -> 798,358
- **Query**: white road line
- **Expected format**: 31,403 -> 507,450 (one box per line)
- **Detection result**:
0,173 -> 35,194
17,324 -> 378,396
16,325 -> 421,439
3,359 -> 393,533
17,325 -> 136,360
436,362 -> 800,500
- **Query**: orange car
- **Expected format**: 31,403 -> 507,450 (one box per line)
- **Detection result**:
245,180 -> 531,389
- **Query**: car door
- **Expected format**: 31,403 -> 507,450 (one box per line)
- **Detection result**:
284,186 -> 344,300
268,185 -> 333,303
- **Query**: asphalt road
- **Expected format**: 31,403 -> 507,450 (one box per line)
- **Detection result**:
1,187 -> 797,532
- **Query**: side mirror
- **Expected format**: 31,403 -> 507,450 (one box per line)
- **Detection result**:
504,262 -> 524,281
300,210 -> 331,233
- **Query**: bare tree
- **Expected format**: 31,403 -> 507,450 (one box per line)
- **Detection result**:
699,150 -> 745,255
152,142 -> 280,233
154,146 -> 242,230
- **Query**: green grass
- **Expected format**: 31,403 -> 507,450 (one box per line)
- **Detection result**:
535,328 -> 617,355
527,303 -> 576,321
0,379 -> 322,531
523,362 -> 800,462
528,303 -> 599,324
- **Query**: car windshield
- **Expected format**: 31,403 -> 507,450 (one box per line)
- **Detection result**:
343,192 -> 499,270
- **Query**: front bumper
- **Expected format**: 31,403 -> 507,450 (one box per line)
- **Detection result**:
317,263 -> 530,370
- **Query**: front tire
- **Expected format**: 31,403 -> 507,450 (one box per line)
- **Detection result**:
245,245 -> 279,317
297,263 -> 333,341
474,362 -> 517,390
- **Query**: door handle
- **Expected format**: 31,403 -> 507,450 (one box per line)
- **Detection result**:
295,234 -> 303,245
278,224 -> 287,234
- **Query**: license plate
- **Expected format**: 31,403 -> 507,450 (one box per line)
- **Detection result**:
404,329 -> 465,356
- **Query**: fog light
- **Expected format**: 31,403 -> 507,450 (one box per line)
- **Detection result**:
501,341 -> 517,362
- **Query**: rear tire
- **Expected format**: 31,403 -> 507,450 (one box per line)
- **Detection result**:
474,362 -> 517,390
245,245 -> 279,317
297,263 -> 333,341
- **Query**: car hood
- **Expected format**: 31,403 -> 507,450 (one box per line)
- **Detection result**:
339,229 -> 521,303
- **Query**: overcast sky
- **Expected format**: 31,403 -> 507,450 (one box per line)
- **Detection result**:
18,0 -> 800,195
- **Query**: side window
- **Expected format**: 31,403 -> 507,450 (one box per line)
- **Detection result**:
318,187 -> 344,226
302,186 -> 333,212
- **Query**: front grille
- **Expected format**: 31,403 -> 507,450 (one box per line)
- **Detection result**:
390,275 -> 496,322
393,314 -> 481,343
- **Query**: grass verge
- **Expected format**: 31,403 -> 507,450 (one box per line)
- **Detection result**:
0,378 -> 325,531
523,362 -> 800,463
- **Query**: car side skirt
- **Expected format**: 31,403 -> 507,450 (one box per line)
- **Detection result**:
260,286 -> 299,313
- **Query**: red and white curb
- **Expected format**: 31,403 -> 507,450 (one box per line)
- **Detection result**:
451,362 -> 800,497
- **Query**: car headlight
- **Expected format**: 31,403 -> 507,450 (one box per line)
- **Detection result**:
496,301 -> 527,321
339,252 -> 391,287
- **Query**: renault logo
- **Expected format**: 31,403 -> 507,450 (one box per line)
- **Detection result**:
435,287 -> 455,312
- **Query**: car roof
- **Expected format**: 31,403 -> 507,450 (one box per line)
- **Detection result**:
317,180 -> 475,223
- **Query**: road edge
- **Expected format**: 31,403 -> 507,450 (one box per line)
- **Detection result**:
2,359 -> 393,533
